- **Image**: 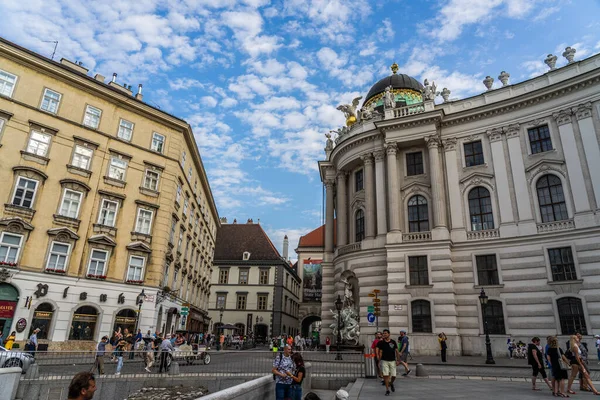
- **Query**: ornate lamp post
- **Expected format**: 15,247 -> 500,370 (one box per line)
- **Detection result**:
135,289 -> 145,333
479,289 -> 496,364
335,294 -> 343,361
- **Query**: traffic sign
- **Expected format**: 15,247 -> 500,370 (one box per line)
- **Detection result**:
368,293 -> 376,297
367,306 -> 374,313
372,289 -> 381,293
181,306 -> 189,316
367,312 -> 376,326
372,298 -> 381,303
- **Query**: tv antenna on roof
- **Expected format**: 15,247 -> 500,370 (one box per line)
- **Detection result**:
42,40 -> 59,60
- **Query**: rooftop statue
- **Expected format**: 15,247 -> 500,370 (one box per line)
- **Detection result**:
324,132 -> 334,152
337,96 -> 362,127
422,79 -> 437,101
383,85 -> 395,109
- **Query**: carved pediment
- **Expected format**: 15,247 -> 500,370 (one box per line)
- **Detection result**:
550,281 -> 583,295
351,190 -> 365,211
47,227 -> 80,241
88,234 -> 117,247
401,181 -> 431,200
59,179 -> 91,194
459,172 -> 495,194
12,166 -> 48,182
525,158 -> 565,173
126,241 -> 152,253
0,217 -> 34,232
526,159 -> 566,185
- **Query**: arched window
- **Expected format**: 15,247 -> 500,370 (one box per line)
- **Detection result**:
411,300 -> 432,333
113,309 -> 138,335
536,175 -> 568,222
29,303 -> 54,340
557,297 -> 587,335
482,300 -> 505,334
408,195 -> 429,232
355,209 -> 365,242
69,306 -> 98,341
468,187 -> 494,231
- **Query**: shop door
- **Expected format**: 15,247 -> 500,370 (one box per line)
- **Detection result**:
0,283 -> 19,339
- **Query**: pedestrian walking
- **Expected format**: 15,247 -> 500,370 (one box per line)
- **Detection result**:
287,352 -> 306,400
114,339 -> 126,376
27,328 -> 40,357
370,332 -> 383,384
507,337 -> 515,359
438,332 -> 448,363
67,371 -> 97,400
295,333 -> 303,351
325,336 -> 331,353
159,334 -> 175,373
271,344 -> 294,400
595,335 -> 600,365
398,330 -> 411,376
4,331 -> 16,350
527,337 -> 552,391
376,329 -> 400,396
578,333 -> 590,392
125,329 -> 135,360
547,336 -> 570,397
91,336 -> 108,375
568,334 -> 599,394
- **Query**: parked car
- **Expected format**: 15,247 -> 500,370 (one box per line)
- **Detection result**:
168,343 -> 211,366
0,346 -> 35,373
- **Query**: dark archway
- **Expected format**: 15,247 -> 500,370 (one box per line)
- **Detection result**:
254,323 -> 268,341
301,315 -> 322,337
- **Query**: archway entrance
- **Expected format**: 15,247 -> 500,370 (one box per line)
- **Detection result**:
0,283 -> 18,339
301,315 -> 322,338
254,323 -> 268,341
113,309 -> 137,335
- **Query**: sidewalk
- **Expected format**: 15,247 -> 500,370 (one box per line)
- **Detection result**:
406,355 -> 600,370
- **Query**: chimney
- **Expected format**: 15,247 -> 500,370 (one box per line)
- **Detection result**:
233,219 -> 237,224
112,73 -> 117,83
219,217 -> 227,224
59,58 -> 89,75
94,74 -> 105,83
136,84 -> 143,100
283,235 -> 289,261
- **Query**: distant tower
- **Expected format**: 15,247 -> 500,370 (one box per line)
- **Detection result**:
283,235 -> 289,261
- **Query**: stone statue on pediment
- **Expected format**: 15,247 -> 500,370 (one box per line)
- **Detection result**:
423,79 -> 436,101
325,132 -> 334,152
337,96 -> 362,126
383,85 -> 395,109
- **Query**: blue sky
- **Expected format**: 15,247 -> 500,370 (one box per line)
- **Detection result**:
1,0 -> 599,259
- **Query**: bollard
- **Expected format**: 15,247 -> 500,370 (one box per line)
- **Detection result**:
415,363 -> 428,377
364,353 -> 376,378
169,361 -> 180,375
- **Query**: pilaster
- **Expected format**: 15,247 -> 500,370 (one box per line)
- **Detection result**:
425,135 -> 449,239
374,149 -> 388,236
386,143 -> 402,240
573,103 -> 600,208
362,154 -> 376,239
324,178 -> 335,254
442,138 -> 466,241
486,128 -> 515,235
336,172 -> 348,247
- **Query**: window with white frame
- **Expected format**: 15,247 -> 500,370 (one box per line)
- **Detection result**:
151,132 -> 165,153
181,151 -> 186,167
40,88 -> 61,113
176,184 -> 182,203
0,69 -> 18,97
87,249 -> 108,276
46,242 -> 71,271
188,166 -> 192,180
71,145 -> 93,170
135,208 -> 153,234
11,177 -> 38,208
26,131 -> 51,156
177,228 -> 183,251
143,169 -> 160,191
127,256 -> 145,281
83,105 -> 102,129
0,232 -> 23,263
59,189 -> 83,219
0,118 -> 5,135
98,199 -> 118,226
108,156 -> 127,181
169,218 -> 177,244
117,119 -> 134,141
183,197 -> 189,215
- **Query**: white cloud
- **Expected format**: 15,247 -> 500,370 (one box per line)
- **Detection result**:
533,6 -> 560,22
201,96 -> 218,107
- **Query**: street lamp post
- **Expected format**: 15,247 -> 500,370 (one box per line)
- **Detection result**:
478,288 -> 496,364
135,289 -> 145,333
217,306 -> 224,351
335,294 -> 343,361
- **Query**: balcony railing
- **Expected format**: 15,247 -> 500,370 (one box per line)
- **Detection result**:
392,103 -> 426,118
402,231 -> 432,242
337,242 -> 361,256
466,228 -> 500,240
537,219 -> 575,233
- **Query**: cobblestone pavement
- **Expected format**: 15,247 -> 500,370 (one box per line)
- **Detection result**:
127,386 -> 207,399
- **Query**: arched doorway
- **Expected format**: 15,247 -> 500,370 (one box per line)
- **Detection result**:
254,323 -> 268,341
29,303 -> 54,340
113,309 -> 137,335
0,283 -> 18,339
69,305 -> 99,341
301,315 -> 322,338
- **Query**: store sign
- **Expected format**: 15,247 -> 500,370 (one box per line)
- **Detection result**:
144,295 -> 155,303
16,318 -> 27,333
73,314 -> 97,323
0,300 -> 16,318
34,311 -> 53,320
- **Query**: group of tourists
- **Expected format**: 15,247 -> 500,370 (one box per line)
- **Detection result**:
371,330 -> 412,396
270,334 -> 320,352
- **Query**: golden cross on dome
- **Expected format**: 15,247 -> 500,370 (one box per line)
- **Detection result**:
390,62 -> 399,75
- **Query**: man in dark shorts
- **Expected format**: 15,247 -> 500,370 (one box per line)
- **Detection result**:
528,336 -> 552,391
376,329 -> 401,396
398,330 -> 411,376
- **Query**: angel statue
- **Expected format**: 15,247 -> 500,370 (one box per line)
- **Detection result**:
383,85 -> 395,109
341,278 -> 355,309
324,132 -> 334,151
336,96 -> 363,127
422,79 -> 437,101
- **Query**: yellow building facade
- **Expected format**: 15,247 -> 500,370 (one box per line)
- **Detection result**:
0,38 -> 218,348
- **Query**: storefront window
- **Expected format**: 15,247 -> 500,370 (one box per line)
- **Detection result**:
113,309 -> 137,334
69,306 -> 98,340
29,303 -> 53,340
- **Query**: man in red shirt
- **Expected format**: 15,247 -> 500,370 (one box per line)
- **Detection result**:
325,336 -> 331,353
371,332 -> 383,383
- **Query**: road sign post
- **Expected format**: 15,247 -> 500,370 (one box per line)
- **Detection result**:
369,290 -> 381,332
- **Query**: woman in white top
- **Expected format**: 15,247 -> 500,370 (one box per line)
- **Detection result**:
569,335 -> 599,395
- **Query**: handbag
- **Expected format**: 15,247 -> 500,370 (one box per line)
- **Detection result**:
558,357 -> 570,370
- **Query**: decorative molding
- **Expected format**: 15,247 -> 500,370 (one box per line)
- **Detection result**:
526,160 -> 566,185
361,153 -> 374,166
459,172 -> 495,194
486,128 -> 503,142
402,232 -> 432,242
0,217 -> 34,232
126,241 -> 152,253
442,138 -> 457,151
465,134 -> 481,143
373,149 -> 385,162
88,234 -> 117,247
385,142 -> 398,156
400,181 -> 431,200
47,227 -> 80,241
537,219 -> 575,233
12,166 -> 48,182
504,123 -> 521,138
59,178 -> 92,194
323,178 -> 335,188
573,102 -> 592,121
466,229 -> 500,240
524,158 -> 565,174
552,109 -> 572,126
527,119 -> 546,127
424,135 -> 440,149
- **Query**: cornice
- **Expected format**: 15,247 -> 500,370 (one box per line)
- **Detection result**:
376,113 -> 442,132
330,131 -> 383,160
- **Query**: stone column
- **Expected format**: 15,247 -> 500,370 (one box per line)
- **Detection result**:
362,154 -> 376,238
425,135 -> 447,229
336,172 -> 348,247
324,178 -> 335,253
553,110 -> 591,212
442,138 -> 464,230
374,149 -> 388,235
487,128 -> 514,224
386,143 -> 401,232
505,124 -> 533,221
573,103 -> 600,207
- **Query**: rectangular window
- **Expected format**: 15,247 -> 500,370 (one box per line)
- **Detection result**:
258,295 -> 267,310
108,157 -> 127,181
177,228 -> 183,252
0,118 -> 5,135
46,242 -> 71,271
143,170 -> 160,191
12,177 -> 38,208
26,131 -> 51,156
216,294 -> 226,309
406,152 -> 424,176
355,169 -> 364,192
40,88 -> 61,113
87,249 -> 108,276
181,151 -> 186,167
151,132 -> 165,153
59,189 -> 83,219
169,218 -> 177,244
183,197 -> 189,216
71,145 -> 93,170
259,269 -> 269,285
0,232 -> 23,263
83,105 -> 102,129
475,255 -> 500,286
408,256 -> 429,286
162,261 -> 170,287
464,140 -> 485,167
98,199 -> 118,226
239,269 -> 249,284
117,119 -> 134,141
548,247 -> 577,281
236,294 -> 247,310
0,69 -> 17,97
135,208 -> 153,234
176,184 -> 182,204
127,256 -> 145,281
219,269 -> 229,284
528,125 -> 553,154
188,166 -> 193,180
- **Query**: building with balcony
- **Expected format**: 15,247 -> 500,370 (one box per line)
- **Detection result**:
208,219 -> 301,339
319,50 -> 600,356
0,38 -> 219,349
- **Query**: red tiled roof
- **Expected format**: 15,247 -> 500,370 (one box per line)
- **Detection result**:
214,223 -> 282,261
297,221 -> 336,248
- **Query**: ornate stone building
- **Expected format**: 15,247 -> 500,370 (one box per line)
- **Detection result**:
0,38 -> 218,348
319,50 -> 600,356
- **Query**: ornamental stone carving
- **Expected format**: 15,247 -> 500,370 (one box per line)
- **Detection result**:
442,137 -> 457,151
573,102 -> 592,120
361,154 -> 374,166
553,110 -> 572,126
385,143 -> 398,155
486,128 -> 503,142
422,79 -> 437,101
544,54 -> 557,70
498,71 -> 510,86
504,124 -> 521,138
440,88 -> 451,102
336,171 -> 348,181
373,149 -> 385,162
483,76 -> 494,91
324,178 -> 335,188
424,135 -> 441,148
562,47 -> 576,64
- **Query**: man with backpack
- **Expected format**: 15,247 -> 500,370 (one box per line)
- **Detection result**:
271,344 -> 294,400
